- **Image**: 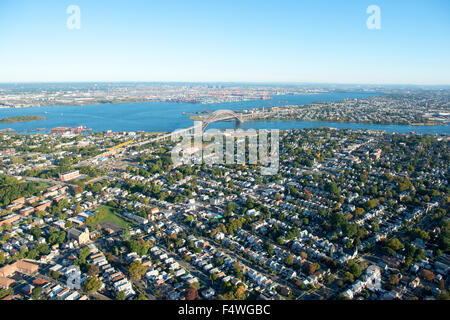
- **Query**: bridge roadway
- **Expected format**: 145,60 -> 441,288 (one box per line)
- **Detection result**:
121,108 -> 255,149
74,126 -> 197,167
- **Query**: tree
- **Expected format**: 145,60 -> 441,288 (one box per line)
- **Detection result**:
128,261 -> 146,280
122,228 -> 130,241
49,270 -> 60,280
338,293 -> 350,300
343,272 -> 354,284
224,202 -> 237,216
30,226 -> 42,240
343,223 -> 358,238
389,274 -> 399,286
330,212 -> 347,228
116,291 -> 126,300
349,263 -> 362,278
49,230 -> 66,245
306,262 -> 316,275
210,272 -> 219,282
137,292 -> 147,300
277,237 -> 285,245
215,257 -> 224,267
387,238 -> 404,251
78,247 -> 91,264
421,270 -> 435,282
189,281 -> 200,290
233,262 -> 243,279
31,286 -> 43,300
88,264 -> 100,276
234,283 -> 247,300
437,290 -> 450,300
35,210 -> 46,218
397,177 -> 412,192
410,228 -> 430,241
325,182 -> 340,196
36,243 -> 50,256
128,239 -> 152,256
371,220 -> 380,231
0,288 -> 13,300
438,220 -> 450,251
364,199 -> 379,211
83,276 -> 102,294
355,207 -> 365,217
26,249 -> 39,260
285,254 -> 294,266
185,287 -> 198,300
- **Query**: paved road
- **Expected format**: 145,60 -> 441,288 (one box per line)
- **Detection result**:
21,175 -> 77,188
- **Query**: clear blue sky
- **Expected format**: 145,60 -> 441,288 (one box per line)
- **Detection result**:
0,0 -> 449,84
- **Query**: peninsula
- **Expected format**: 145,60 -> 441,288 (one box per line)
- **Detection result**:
0,115 -> 46,123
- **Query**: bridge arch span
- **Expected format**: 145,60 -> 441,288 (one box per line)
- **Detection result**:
201,109 -> 244,131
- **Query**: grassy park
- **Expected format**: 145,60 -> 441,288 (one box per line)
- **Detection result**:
89,205 -> 133,229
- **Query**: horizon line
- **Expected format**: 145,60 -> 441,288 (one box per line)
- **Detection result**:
1,80 -> 450,87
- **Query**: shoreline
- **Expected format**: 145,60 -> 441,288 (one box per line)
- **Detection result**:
239,118 -> 447,126
0,91 -> 377,109
0,115 -> 47,124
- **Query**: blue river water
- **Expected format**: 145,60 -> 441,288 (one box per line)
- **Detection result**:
0,92 -> 448,135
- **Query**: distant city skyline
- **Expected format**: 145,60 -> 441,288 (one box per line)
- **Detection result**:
0,0 -> 449,85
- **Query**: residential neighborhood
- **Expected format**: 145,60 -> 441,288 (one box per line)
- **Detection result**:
0,125 -> 448,301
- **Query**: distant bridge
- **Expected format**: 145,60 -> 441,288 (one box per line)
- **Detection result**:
124,110 -> 248,146
77,110 -> 251,166
197,109 -> 245,131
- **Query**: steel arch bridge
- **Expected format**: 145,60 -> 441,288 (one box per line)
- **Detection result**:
200,109 -> 244,131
